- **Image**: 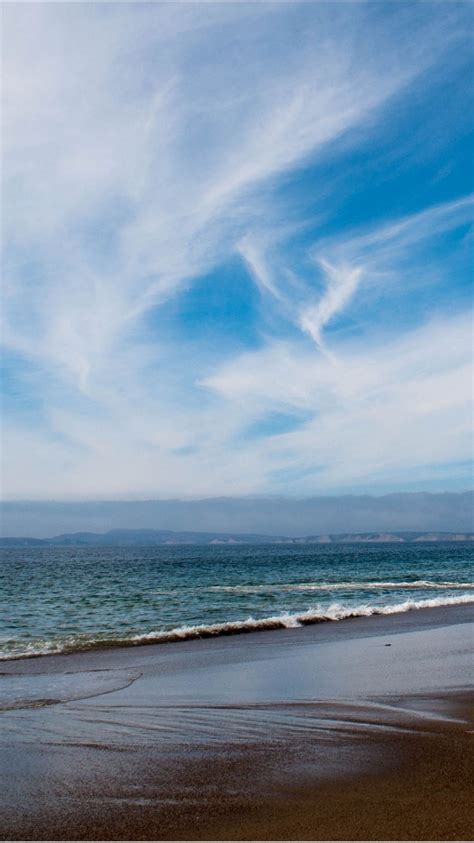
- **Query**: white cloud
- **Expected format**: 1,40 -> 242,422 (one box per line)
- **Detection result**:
1,2 -> 472,499
319,194 -> 474,268
2,1 -> 454,386
2,307 -> 472,499
299,259 -> 363,349
202,310 -> 473,491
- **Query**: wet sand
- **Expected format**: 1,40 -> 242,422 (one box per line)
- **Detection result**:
1,603 -> 473,840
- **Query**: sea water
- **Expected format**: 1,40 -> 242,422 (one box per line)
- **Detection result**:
1,542 -> 473,659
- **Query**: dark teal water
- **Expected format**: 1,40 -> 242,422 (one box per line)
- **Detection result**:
1,543 -> 473,659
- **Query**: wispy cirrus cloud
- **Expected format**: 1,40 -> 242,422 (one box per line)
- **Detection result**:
2,2 -> 460,379
1,1 -> 472,500
298,260 -> 364,349
202,309 -> 472,491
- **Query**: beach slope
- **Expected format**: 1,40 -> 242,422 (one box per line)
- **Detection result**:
1,603 -> 473,840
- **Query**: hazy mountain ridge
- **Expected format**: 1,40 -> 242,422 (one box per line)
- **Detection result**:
1,529 -> 473,547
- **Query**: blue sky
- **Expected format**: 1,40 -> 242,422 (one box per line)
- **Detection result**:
2,1 -> 473,501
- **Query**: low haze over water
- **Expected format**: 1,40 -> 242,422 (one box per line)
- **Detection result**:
1,543 -> 473,660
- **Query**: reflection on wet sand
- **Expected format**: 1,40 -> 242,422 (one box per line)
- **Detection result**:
1,604 -> 473,840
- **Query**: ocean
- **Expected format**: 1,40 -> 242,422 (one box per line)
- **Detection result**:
1,542 -> 473,660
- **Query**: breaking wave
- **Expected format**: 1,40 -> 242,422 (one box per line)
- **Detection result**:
204,579 -> 474,594
1,593 -> 473,660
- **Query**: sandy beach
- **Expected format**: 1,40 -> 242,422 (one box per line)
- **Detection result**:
1,603 -> 473,840
4,1 -> 474,840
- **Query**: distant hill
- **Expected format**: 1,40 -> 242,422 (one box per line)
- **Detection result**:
0,529 -> 473,547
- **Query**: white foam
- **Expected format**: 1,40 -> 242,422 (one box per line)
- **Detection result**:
2,593 -> 472,660
128,593 -> 474,644
205,580 -> 474,594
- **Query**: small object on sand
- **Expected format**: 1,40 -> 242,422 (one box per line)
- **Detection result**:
385,643 -> 391,647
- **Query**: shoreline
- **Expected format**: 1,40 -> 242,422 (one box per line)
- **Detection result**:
2,591 -> 473,663
1,602 -> 473,840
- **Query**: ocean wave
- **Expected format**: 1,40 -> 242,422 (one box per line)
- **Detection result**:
205,580 -> 474,594
1,593 -> 473,660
